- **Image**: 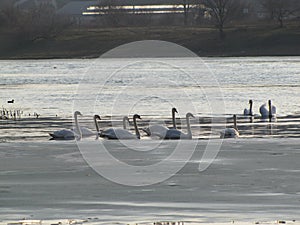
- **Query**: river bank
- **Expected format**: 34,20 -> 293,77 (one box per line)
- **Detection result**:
1,24 -> 300,59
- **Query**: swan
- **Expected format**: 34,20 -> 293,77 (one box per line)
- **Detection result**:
160,112 -> 194,140
260,100 -> 276,119
220,115 -> 239,138
143,107 -> 178,137
244,99 -> 253,116
100,114 -> 142,139
70,114 -> 99,137
94,115 -> 129,132
72,125 -> 96,137
49,111 -> 82,140
94,115 -> 129,138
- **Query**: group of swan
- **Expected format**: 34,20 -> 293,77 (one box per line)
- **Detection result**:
49,108 -> 195,140
142,108 -> 194,139
244,99 -> 276,119
50,112 -> 139,140
50,108 -> 194,140
49,100 -> 277,140
221,100 -> 277,139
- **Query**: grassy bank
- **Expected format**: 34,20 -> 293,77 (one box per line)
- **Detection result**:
1,24 -> 300,59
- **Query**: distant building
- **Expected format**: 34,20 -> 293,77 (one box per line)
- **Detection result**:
56,0 -> 205,25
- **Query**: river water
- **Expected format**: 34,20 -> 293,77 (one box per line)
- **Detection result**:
0,57 -> 300,141
0,56 -> 300,223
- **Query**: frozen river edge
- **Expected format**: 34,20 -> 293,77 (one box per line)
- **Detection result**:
0,139 -> 299,223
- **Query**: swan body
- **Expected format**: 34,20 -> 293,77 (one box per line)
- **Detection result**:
50,111 -> 82,140
49,129 -> 78,140
100,114 -> 141,139
143,124 -> 169,137
220,115 -> 239,139
220,128 -> 239,138
100,128 -> 138,139
72,126 -> 95,137
160,112 -> 194,140
71,114 -> 100,137
244,100 -> 253,116
260,100 -> 276,119
143,107 -> 178,136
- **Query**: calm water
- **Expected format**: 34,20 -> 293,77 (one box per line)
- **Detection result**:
0,57 -> 300,141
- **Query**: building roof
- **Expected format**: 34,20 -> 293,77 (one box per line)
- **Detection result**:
57,0 -> 202,16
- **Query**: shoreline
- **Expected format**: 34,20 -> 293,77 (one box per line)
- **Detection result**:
1,219 -> 299,225
1,54 -> 300,60
1,25 -> 300,60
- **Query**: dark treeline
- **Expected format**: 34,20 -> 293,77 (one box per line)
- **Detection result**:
0,0 -> 300,57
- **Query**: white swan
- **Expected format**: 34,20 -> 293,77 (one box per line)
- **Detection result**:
260,100 -> 276,119
72,125 -> 96,137
100,114 -> 141,139
220,115 -> 239,138
49,111 -> 82,140
94,115 -> 129,133
143,107 -> 178,137
244,99 -> 253,116
69,114 -> 99,137
160,112 -> 194,140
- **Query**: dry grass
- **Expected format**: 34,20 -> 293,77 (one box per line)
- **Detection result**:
1,24 -> 300,59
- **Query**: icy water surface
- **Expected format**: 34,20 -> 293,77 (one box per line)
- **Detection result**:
0,140 -> 299,223
0,57 -> 300,223
1,57 -> 300,141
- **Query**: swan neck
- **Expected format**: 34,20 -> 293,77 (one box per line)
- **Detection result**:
234,116 -> 238,131
268,101 -> 272,121
133,117 -> 140,139
94,116 -> 100,133
249,102 -> 253,116
75,113 -> 82,139
186,115 -> 192,139
172,110 -> 177,129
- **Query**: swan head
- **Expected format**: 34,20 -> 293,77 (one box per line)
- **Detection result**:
172,107 -> 178,114
249,99 -> 253,104
74,111 -> 82,116
186,112 -> 195,118
94,114 -> 101,120
133,114 -> 141,120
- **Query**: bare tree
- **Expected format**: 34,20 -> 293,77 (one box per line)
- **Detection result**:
0,0 -> 19,27
203,0 -> 243,38
13,2 -> 71,42
182,0 -> 190,25
262,0 -> 300,27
